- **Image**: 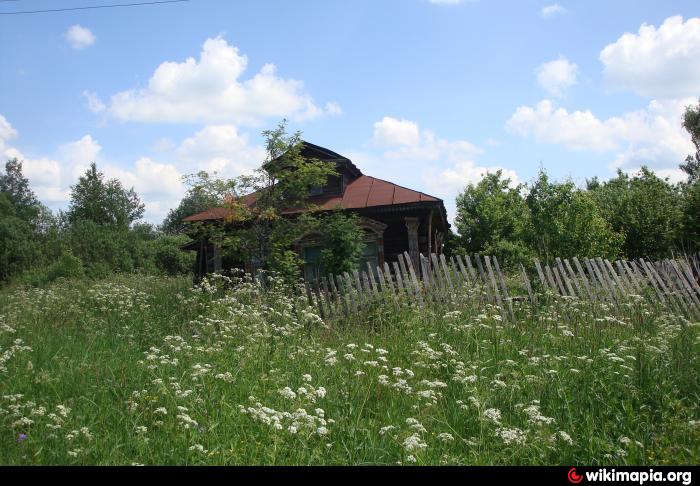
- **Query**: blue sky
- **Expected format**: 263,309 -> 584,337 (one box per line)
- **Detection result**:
1,0 -> 699,224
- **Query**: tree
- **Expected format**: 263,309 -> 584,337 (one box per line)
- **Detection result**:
318,210 -> 365,276
679,100 -> 700,253
681,99 -> 700,183
161,171 -> 236,235
0,158 -> 42,224
67,162 -> 144,228
527,170 -> 622,261
454,171 -> 533,265
0,158 -> 38,209
680,178 -> 700,253
0,192 -> 42,282
219,120 -> 338,276
588,168 -> 681,259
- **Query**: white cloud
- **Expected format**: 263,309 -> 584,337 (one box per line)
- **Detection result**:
59,135 -> 102,166
104,157 -> 185,218
374,117 -> 482,162
82,91 -> 105,113
0,114 -> 18,144
370,117 -> 518,224
536,56 -> 578,97
506,97 -> 696,173
64,25 -> 96,50
2,145 -> 65,204
0,113 -> 187,220
428,0 -> 466,4
82,157 -> 182,223
607,98 -> 697,171
650,167 -> 688,184
107,36 -> 341,125
507,100 -> 617,151
424,161 -> 519,198
600,15 -> 700,98
373,117 -> 421,146
176,124 -> 265,179
541,4 -> 566,18
0,115 -> 66,203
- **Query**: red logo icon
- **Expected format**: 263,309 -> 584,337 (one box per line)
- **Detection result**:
568,468 -> 584,484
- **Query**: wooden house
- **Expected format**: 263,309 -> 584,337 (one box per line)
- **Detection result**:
183,142 -> 449,280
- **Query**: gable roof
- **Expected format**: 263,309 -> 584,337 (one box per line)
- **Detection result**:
183,175 -> 442,223
299,141 -> 362,178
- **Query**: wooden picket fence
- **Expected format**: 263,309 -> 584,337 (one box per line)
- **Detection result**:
303,251 -> 700,321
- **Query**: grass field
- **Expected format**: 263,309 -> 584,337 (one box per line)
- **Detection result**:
0,273 -> 698,465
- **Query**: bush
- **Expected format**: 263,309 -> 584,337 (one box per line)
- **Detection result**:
17,251 -> 84,286
151,235 -> 195,276
48,251 -> 84,280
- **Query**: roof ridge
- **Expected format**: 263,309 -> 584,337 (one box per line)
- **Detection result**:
366,174 -> 442,202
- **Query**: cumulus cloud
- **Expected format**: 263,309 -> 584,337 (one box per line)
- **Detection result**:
0,110 -> 274,221
59,135 -> 102,167
104,157 -> 185,208
536,56 -> 578,97
71,155 -> 184,223
64,25 -> 96,50
0,115 -> 66,203
507,100 -> 617,151
373,117 -> 421,147
607,98 -> 698,171
0,113 -> 172,220
424,161 -> 519,199
370,117 -> 518,224
176,124 -> 265,179
541,4 -> 566,18
107,36 -> 341,125
374,117 -> 483,163
0,114 -> 18,144
506,98 -> 696,173
600,15 -> 700,98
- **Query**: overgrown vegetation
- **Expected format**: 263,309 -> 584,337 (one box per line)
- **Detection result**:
182,121 -> 366,280
1,103 -> 699,466
0,158 -> 196,287
0,272 -> 697,465
450,99 -> 700,267
3,101 -> 700,286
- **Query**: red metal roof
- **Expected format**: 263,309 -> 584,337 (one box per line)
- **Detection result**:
183,175 -> 441,222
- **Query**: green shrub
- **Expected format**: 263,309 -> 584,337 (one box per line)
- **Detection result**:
151,235 -> 195,276
17,251 -> 84,286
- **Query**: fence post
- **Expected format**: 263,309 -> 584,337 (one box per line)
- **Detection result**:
572,257 -> 594,302
484,256 -> 505,318
520,264 -> 535,305
353,270 -> 366,310
403,251 -> 424,308
493,256 -> 514,319
321,277 -> 334,318
563,259 -> 584,298
555,258 -> 575,297
333,274 -> 349,317
533,258 -> 548,291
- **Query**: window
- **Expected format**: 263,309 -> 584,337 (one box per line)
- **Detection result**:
358,239 -> 379,275
309,185 -> 323,196
303,245 -> 324,282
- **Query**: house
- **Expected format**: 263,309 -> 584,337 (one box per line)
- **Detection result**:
183,142 -> 449,281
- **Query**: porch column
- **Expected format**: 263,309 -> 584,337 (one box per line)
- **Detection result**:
405,217 -> 420,273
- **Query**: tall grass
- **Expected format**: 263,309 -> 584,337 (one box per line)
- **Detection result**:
0,272 -> 697,465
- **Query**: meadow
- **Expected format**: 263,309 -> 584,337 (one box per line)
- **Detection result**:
0,272 -> 698,465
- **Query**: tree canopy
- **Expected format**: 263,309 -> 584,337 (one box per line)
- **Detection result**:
67,162 -> 145,229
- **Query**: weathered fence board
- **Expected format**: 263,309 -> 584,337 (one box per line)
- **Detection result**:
296,251 -> 699,321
